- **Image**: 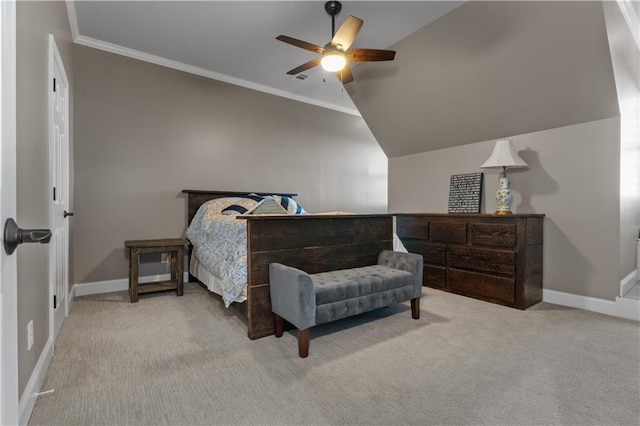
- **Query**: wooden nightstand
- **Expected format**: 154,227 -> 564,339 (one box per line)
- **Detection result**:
124,238 -> 190,303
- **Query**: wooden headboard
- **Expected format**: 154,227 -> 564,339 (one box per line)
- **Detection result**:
181,190 -> 298,225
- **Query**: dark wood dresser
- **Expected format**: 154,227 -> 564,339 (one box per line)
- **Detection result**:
395,214 -> 544,309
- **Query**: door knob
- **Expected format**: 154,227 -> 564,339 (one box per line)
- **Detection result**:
64,211 -> 74,218
3,218 -> 52,255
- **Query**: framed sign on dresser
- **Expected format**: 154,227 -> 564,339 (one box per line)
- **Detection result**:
395,213 -> 544,309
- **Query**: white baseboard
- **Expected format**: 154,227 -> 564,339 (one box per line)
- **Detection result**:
620,269 -> 638,297
74,277 -> 128,296
66,287 -> 75,316
543,289 -> 639,321
19,337 -> 53,426
615,297 -> 640,321
74,272 -> 190,297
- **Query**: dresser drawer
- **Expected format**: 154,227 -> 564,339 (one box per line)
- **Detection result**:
449,246 -> 515,275
430,222 -> 466,243
423,244 -> 446,265
402,239 -> 446,265
397,216 -> 429,239
423,265 -> 446,288
448,269 -> 515,303
468,223 -> 516,247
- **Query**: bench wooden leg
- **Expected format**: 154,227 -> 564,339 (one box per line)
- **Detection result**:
274,314 -> 284,338
298,328 -> 309,358
411,297 -> 420,319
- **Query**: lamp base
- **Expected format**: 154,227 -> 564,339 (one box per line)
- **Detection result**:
495,177 -> 513,214
494,210 -> 513,215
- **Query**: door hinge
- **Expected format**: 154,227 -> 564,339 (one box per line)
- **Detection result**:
53,187 -> 56,201
53,295 -> 57,309
53,78 -> 56,92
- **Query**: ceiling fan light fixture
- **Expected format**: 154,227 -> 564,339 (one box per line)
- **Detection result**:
321,51 -> 346,72
277,0 -> 395,84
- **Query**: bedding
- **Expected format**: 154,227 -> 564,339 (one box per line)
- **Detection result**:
189,252 -> 247,303
185,198 -> 249,306
185,195 -> 305,306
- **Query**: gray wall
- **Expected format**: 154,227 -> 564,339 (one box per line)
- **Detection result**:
389,118 -> 621,301
16,1 -> 74,395
73,45 -> 387,285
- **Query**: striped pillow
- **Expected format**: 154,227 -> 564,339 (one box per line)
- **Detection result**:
221,194 -> 264,215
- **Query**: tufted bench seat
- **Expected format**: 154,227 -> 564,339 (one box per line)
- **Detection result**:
269,250 -> 423,357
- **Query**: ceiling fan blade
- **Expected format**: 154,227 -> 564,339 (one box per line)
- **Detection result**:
348,49 -> 396,62
331,16 -> 363,51
286,58 -> 322,75
334,66 -> 354,84
276,35 -> 325,54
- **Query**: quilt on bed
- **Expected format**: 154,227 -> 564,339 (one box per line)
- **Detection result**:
185,202 -> 248,307
186,194 -> 310,306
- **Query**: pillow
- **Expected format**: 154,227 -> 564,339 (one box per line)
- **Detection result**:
221,194 -> 264,215
200,197 -> 242,216
268,195 -> 307,215
247,198 -> 287,215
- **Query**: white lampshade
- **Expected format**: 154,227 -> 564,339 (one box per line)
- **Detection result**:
481,139 -> 527,169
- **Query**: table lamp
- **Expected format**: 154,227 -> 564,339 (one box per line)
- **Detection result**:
480,139 -> 527,214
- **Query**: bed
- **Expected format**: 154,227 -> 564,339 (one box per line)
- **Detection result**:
182,189 -> 393,340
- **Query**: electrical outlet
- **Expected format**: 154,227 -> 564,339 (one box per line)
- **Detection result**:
161,253 -> 168,263
27,320 -> 34,351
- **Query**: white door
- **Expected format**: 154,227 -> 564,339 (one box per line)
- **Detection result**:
48,35 -> 69,339
0,0 -> 20,424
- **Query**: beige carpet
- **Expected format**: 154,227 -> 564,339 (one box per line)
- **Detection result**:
29,282 -> 640,425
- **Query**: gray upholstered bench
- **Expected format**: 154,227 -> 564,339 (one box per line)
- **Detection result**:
269,250 -> 423,358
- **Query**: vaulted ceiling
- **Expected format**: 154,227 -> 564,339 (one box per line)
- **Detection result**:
69,1 -> 619,158
346,1 -> 619,157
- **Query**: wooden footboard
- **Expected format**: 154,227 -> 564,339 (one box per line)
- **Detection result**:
181,190 -> 393,340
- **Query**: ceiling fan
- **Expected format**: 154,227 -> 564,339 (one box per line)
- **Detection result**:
276,1 -> 396,84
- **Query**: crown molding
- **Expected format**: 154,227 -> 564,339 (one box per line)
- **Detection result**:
65,0 -> 79,42
64,1 -> 360,117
